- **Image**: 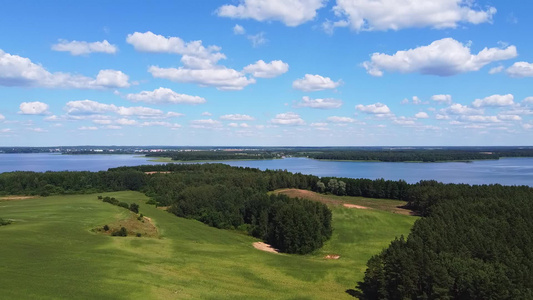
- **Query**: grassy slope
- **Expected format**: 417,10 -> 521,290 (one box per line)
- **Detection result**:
0,191 -> 416,299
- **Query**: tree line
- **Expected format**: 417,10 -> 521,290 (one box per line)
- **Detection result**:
145,150 -> 280,161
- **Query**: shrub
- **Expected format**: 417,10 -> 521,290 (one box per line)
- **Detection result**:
0,218 -> 12,226
118,202 -> 129,209
129,203 -> 139,213
97,195 -> 103,200
111,227 -> 127,237
103,224 -> 109,231
136,233 -> 141,237
146,199 -> 157,205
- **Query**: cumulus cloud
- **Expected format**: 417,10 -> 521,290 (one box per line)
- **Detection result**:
216,0 -> 327,27
243,60 -> 289,78
51,39 -> 118,56
310,122 -> 328,127
295,96 -> 342,109
444,103 -> 483,115
271,112 -> 305,125
461,115 -> 501,123
431,94 -> 453,104
190,119 -> 223,129
327,116 -> 355,123
149,66 -> 255,91
220,114 -> 255,121
506,62 -> 533,78
140,121 -> 181,128
489,65 -> 504,74
64,100 -> 175,120
356,103 -> 391,114
64,100 -> 117,115
0,114 -> 5,121
79,126 -> 98,131
292,74 -> 342,91
0,49 -> 130,88
393,117 -> 416,125
498,114 -> 522,121
523,97 -> 533,105
126,87 -> 206,105
228,122 -> 250,128
415,112 -> 429,119
126,31 -> 225,64
19,101 -> 50,115
233,24 -> 246,35
472,94 -> 514,108
247,32 -> 268,47
363,38 -> 517,77
202,112 -> 213,116
116,118 -> 138,126
331,0 -> 496,32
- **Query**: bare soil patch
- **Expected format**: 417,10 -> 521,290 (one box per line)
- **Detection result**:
324,254 -> 340,260
94,213 -> 159,238
343,204 -> 370,210
253,242 -> 280,254
0,196 -> 38,201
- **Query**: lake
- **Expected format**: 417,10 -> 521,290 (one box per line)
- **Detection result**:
1,153 -> 532,186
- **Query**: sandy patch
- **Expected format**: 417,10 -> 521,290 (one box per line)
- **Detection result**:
0,196 -> 37,201
144,171 -> 171,175
324,254 -> 340,260
253,242 -> 280,254
343,204 -> 370,209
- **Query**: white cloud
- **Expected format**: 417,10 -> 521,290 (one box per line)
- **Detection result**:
498,114 -> 522,121
356,103 -> 391,114
523,97 -> 533,105
140,121 -> 181,128
233,24 -> 246,35
126,31 -> 225,64
327,116 -> 355,123
415,112 -> 429,119
79,126 -> 98,131
310,122 -> 328,127
116,106 -> 163,117
472,94 -> 514,108
19,101 -> 50,115
332,0 -> 496,32
243,60 -> 289,78
217,0 -> 327,27
363,38 -> 517,77
431,94 -> 453,104
116,118 -> 138,126
271,112 -> 305,125
523,123 -> 533,130
506,62 -> 533,78
436,114 -> 450,120
489,65 -> 504,74
149,66 -> 255,91
393,117 -> 416,125
292,74 -> 342,91
228,122 -> 250,128
0,49 -> 130,89
247,32 -> 268,47
190,119 -> 223,129
202,112 -> 213,116
167,112 -> 185,118
106,125 -> 122,130
295,96 -> 343,109
51,39 -> 117,56
461,115 -> 501,123
65,100 -> 117,115
0,114 -> 5,121
444,103 -> 483,115
126,87 -> 206,105
220,114 -> 255,121
93,119 -> 112,125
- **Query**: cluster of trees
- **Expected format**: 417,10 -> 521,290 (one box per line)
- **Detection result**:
299,150 -> 501,162
99,196 -> 139,213
357,185 -> 533,299
145,150 -> 279,161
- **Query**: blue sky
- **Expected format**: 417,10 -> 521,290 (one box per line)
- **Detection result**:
1,0 -> 532,146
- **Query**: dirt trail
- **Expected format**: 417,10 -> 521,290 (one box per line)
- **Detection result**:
343,204 -> 370,209
253,242 -> 280,254
0,196 -> 37,201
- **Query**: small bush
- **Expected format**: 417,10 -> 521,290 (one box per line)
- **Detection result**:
111,227 -> 127,237
118,202 -> 129,209
146,199 -> 157,205
129,203 -> 139,213
97,195 -> 103,200
0,218 -> 12,226
103,224 -> 109,231
136,233 -> 141,237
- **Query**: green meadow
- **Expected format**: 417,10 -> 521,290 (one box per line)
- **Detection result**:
0,191 -> 416,299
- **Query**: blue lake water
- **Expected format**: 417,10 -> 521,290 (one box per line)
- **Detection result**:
1,153 -> 532,186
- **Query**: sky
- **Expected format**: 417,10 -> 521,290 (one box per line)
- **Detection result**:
1,0 -> 532,146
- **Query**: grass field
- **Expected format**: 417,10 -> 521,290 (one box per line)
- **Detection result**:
0,191 -> 416,299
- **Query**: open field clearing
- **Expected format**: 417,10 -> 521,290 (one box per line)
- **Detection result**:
0,191 -> 416,299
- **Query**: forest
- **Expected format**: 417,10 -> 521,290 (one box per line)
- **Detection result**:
145,150 -> 280,161
0,163 -> 532,297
